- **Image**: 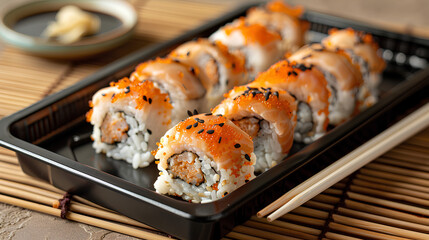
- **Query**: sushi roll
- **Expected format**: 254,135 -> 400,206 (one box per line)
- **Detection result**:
87,78 -> 173,168
154,114 -> 256,203
322,28 -> 385,108
209,17 -> 284,79
288,44 -> 364,125
248,60 -> 330,143
169,39 -> 247,109
246,0 -> 306,52
212,86 -> 297,172
130,57 -> 206,122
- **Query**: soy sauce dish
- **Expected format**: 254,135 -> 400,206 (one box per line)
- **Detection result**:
0,0 -> 137,59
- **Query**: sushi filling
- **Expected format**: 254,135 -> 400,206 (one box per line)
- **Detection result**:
294,101 -> 313,142
167,152 -> 204,186
158,152 -> 232,203
232,117 -> 260,139
94,113 -> 153,168
100,112 -> 129,144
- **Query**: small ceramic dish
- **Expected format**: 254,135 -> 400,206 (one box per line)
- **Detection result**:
0,0 -> 137,59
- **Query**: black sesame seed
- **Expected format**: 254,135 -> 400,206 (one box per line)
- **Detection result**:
234,143 -> 241,148
206,130 -> 214,134
101,93 -> 106,96
264,91 -> 271,101
224,192 -> 228,196
186,51 -> 190,56
273,91 -> 279,98
189,67 -> 195,75
288,72 -> 292,76
173,59 -> 180,63
143,95 -> 147,101
231,63 -> 236,68
292,71 -> 298,76
245,154 -> 251,161
111,93 -> 115,99
245,180 -> 249,183
193,109 -> 199,115
187,110 -> 193,116
218,137 -> 222,143
193,122 -> 198,127
186,125 -> 192,129
219,123 -> 224,127
216,114 -> 223,117
205,113 -> 212,116
147,129 -> 152,134
197,129 -> 204,134
198,119 -> 205,123
124,86 -> 130,93
148,98 -> 152,104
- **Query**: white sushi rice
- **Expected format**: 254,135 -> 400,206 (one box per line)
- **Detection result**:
154,152 -> 256,203
346,49 -> 377,110
323,71 -> 357,125
253,120 -> 284,172
92,113 -> 154,168
294,101 -> 328,144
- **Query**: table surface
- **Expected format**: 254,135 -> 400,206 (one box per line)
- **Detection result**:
0,0 -> 429,239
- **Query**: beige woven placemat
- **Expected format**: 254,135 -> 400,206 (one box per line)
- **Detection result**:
1,0 -> 429,239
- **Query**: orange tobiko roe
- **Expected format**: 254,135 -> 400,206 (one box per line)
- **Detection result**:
266,0 -> 304,18
224,17 -> 281,46
225,86 -> 295,119
133,57 -> 175,74
110,77 -> 172,111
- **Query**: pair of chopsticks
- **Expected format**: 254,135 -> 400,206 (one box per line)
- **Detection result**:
258,102 -> 429,222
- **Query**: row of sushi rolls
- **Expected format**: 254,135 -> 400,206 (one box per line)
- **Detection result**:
86,1 -> 385,203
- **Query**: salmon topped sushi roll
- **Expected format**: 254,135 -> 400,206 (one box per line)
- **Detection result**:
288,44 -> 363,125
246,0 -> 306,52
130,57 -> 206,122
154,114 -> 256,203
322,28 -> 385,108
87,78 -> 173,168
209,17 -> 284,79
169,39 -> 247,109
213,86 -> 297,172
249,60 -> 330,143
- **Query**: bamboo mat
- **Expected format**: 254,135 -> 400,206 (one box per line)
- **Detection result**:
1,0 -> 429,239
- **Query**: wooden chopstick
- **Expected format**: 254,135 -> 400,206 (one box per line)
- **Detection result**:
258,103 -> 429,221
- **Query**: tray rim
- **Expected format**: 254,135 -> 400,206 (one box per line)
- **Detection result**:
1,3 -> 429,239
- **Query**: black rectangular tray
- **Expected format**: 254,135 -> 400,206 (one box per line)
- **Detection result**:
1,3 -> 429,240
